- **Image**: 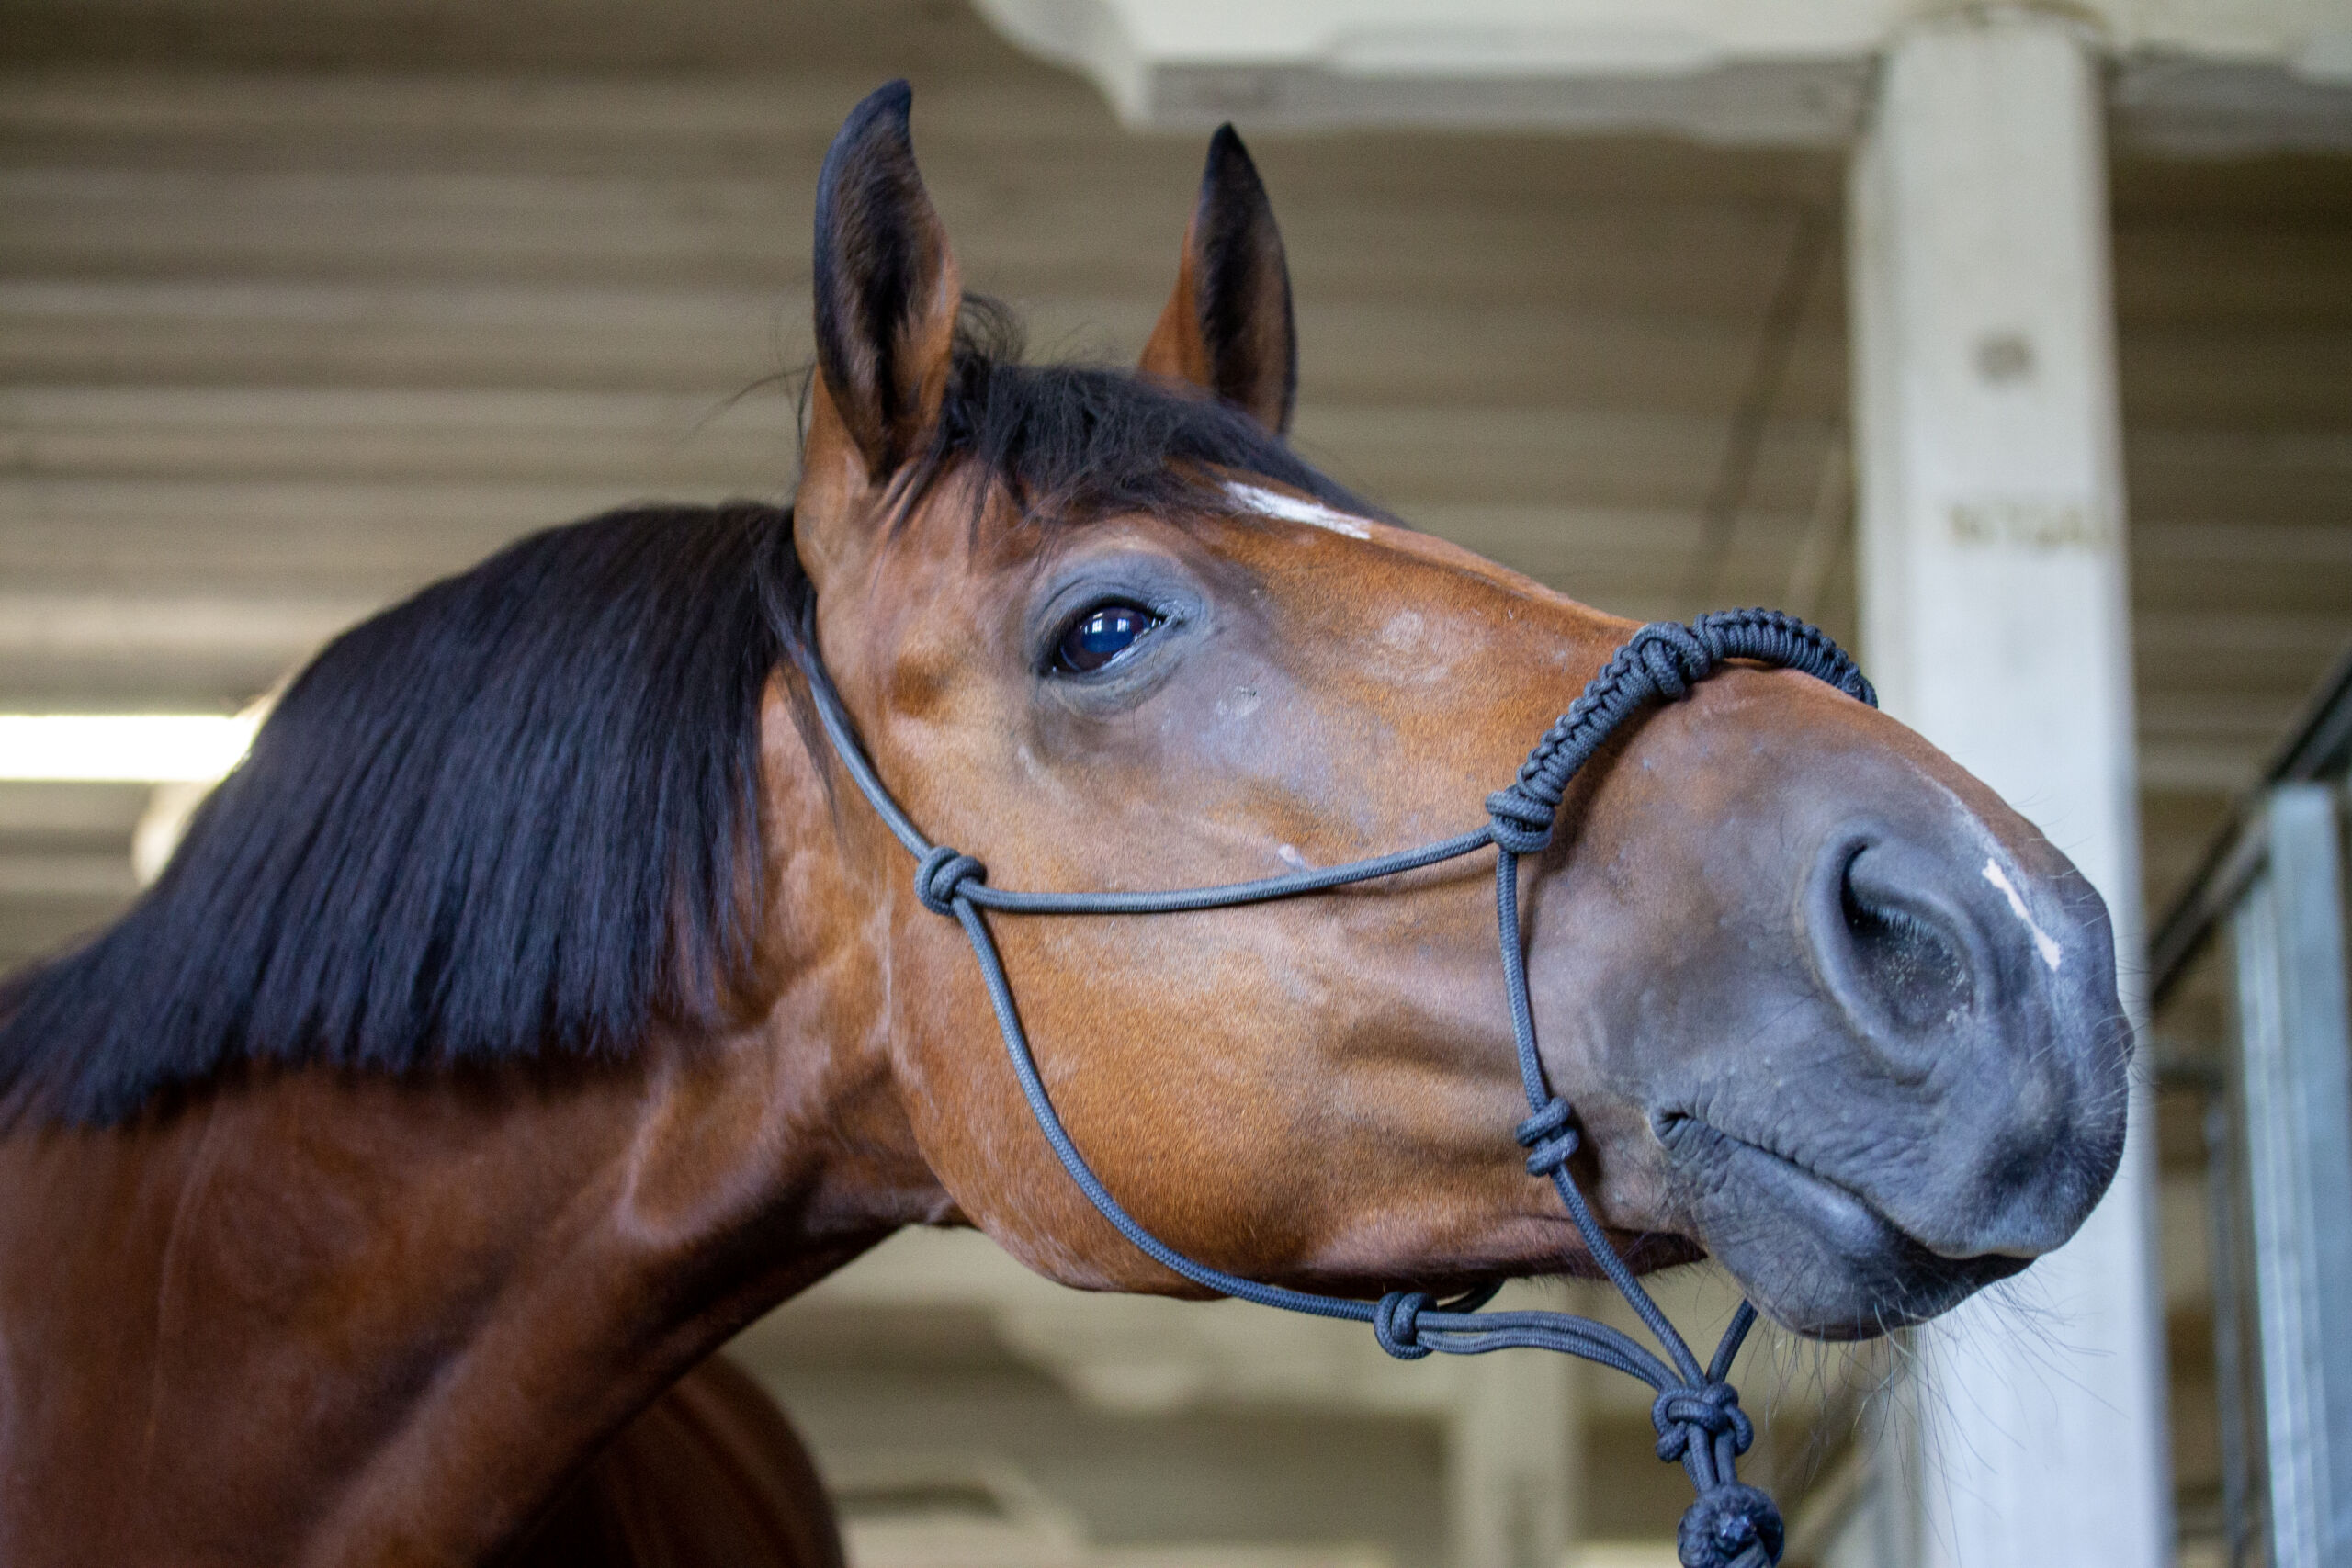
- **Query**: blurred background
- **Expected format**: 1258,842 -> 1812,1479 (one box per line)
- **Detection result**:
2,2 -> 2347,1565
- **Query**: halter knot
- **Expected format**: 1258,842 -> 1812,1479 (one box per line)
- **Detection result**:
1485,785 -> 1556,856
1652,1382 -> 1754,1463
1628,621 -> 1714,702
915,847 -> 987,915
1372,1291 -> 1433,1359
1676,1483 -> 1784,1568
1514,1097 -> 1581,1177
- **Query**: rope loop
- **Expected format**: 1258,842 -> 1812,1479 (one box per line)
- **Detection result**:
1486,785 -> 1556,856
1692,608 -> 1877,710
914,846 -> 987,916
1373,1291 -> 1434,1359
1676,1483 -> 1784,1568
1652,1382 -> 1754,1463
1514,1097 -> 1581,1177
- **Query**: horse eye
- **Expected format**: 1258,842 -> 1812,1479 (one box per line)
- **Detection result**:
1055,603 -> 1163,673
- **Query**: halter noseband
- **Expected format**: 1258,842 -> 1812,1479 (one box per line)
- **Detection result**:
801,604 -> 1876,1568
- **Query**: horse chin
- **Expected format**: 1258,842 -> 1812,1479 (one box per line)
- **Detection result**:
1660,1115 -> 2030,1341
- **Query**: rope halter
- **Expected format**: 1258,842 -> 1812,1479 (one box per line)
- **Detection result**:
801,606 -> 1876,1568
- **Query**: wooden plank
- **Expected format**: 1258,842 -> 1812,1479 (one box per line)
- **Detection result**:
0,295 -> 1841,418
0,590 -> 375,653
1294,406 -> 1834,511
0,478 -> 693,586
0,165 -> 1838,319
0,0 -> 1054,77
0,278 -> 808,391
0,783 -> 149,835
0,895 -> 124,967
0,852 -> 140,900
2116,226 -> 2352,327
0,387 -> 796,486
2132,612 -> 2352,704
2121,330 -> 2352,425
0,67 -> 1841,199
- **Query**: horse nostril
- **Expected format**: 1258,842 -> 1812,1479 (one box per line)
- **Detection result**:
1840,867 -> 1970,1033
1819,840 -> 1977,1047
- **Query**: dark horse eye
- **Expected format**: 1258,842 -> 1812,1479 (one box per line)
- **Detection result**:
1055,603 -> 1162,673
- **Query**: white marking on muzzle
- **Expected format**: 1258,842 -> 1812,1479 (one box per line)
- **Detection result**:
1225,480 -> 1373,540
1982,858 -> 2064,972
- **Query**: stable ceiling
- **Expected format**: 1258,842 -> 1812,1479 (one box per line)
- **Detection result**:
0,0 -> 2346,974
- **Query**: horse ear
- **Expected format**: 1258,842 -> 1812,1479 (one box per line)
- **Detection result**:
810,80 -> 963,483
1139,125 -> 1298,435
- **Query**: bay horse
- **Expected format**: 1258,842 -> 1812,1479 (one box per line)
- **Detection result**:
0,83 -> 2131,1566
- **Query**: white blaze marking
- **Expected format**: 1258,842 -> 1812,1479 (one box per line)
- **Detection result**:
1982,858 -> 2064,972
1277,843 -> 1312,871
1224,480 -> 1373,540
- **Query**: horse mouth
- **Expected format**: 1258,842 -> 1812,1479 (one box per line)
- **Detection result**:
1653,1111 -> 2028,1341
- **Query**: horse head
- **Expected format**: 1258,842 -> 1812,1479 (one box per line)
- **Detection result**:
0,74 -> 2149,1568
787,84 -> 2132,1342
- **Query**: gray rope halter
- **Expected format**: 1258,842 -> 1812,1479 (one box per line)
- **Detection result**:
800,604 -> 1876,1568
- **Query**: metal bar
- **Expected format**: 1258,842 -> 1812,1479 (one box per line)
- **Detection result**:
2229,783 -> 2352,1566
2205,1096 -> 2256,1566
2152,636 -> 2352,1005
2154,820 -> 2278,1006
2270,646 -> 2352,784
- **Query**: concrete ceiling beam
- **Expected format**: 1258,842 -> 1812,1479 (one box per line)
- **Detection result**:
973,0 -> 2352,150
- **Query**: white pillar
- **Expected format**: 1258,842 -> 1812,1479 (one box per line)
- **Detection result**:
1848,12 -> 2171,1568
1447,1353 -> 1577,1568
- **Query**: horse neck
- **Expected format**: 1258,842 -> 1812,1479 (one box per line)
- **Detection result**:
0,729 -> 947,1565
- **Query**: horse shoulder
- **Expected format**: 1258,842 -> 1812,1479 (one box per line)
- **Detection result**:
509,1356 -> 843,1568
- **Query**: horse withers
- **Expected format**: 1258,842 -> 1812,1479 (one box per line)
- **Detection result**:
0,83 -> 2131,1566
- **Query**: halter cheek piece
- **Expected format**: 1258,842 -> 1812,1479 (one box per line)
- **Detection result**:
803,605 -> 1875,1568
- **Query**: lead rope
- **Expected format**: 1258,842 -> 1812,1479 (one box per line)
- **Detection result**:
799,605 -> 1875,1568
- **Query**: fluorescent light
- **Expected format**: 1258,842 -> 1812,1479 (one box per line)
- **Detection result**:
0,715 -> 261,783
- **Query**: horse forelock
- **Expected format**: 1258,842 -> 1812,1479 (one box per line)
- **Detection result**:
890,296 -> 1386,539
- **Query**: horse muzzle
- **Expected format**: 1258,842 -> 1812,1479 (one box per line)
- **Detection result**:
1641,783 -> 2132,1339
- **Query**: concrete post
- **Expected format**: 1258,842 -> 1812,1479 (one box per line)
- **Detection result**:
1446,1352 -> 1576,1568
1847,12 -> 2171,1567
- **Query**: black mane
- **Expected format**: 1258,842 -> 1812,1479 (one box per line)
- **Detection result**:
0,503 -> 797,1125
0,312 -> 1373,1125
